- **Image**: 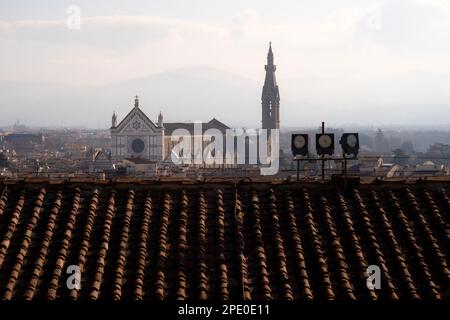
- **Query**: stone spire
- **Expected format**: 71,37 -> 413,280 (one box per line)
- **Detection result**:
261,42 -> 280,130
112,111 -> 117,127
267,41 -> 274,66
158,111 -> 163,127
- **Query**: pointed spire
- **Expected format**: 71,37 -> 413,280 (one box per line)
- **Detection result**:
134,95 -> 139,108
158,111 -> 163,127
262,42 -> 280,130
267,41 -> 274,66
112,111 -> 117,127
264,41 -> 276,74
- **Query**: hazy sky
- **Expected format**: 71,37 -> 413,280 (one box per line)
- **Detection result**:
1,0 -> 450,128
2,0 -> 450,85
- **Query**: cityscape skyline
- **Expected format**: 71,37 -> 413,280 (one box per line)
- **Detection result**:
0,1 -> 449,307
2,0 -> 450,127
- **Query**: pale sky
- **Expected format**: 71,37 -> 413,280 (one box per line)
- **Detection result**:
1,0 -> 450,128
1,0 -> 450,84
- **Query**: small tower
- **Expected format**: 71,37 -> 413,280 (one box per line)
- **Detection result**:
261,42 -> 280,130
134,95 -> 139,108
111,111 -> 117,127
158,111 -> 163,127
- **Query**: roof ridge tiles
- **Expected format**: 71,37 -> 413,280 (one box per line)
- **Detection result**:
336,191 -> 378,300
215,190 -> 229,300
250,191 -> 272,300
370,190 -> 420,299
317,191 -> 356,300
422,191 -> 450,246
197,191 -> 209,300
3,188 -> 46,300
47,188 -> 82,300
268,189 -> 294,300
0,181 -> 448,300
89,190 -> 116,300
154,193 -> 171,300
175,190 -> 189,300
387,190 -> 441,299
24,189 -> 63,300
353,188 -> 399,299
0,189 -> 26,271
405,188 -> 450,291
233,193 -> 251,300
284,191 -> 313,300
0,187 -> 8,217
133,192 -> 152,300
301,188 -> 335,300
69,189 -> 100,300
112,189 -> 135,300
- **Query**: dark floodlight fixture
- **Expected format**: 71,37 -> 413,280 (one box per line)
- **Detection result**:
340,133 -> 359,156
291,134 -> 308,156
316,133 -> 334,155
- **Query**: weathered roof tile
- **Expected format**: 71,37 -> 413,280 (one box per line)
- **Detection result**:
0,180 -> 448,300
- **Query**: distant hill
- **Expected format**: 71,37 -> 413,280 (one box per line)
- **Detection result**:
0,67 -> 449,128
281,71 -> 450,126
0,67 -> 265,128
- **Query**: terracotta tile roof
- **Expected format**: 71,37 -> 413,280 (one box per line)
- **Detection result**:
0,179 -> 449,300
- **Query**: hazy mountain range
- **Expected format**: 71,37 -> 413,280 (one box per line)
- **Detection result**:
1,67 -> 450,129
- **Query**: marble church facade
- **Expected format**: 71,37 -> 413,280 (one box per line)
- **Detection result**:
110,43 -> 280,165
110,96 -> 164,162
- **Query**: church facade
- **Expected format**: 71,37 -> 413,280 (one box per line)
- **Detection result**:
110,43 -> 280,165
110,96 -> 164,162
110,96 -> 229,164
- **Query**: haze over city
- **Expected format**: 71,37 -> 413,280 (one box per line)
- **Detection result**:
1,0 -> 450,308
1,0 -> 450,127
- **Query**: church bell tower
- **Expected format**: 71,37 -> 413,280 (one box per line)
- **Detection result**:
261,42 -> 280,130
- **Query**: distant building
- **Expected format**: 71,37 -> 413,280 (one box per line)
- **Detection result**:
163,119 -> 229,164
110,96 -> 164,162
413,161 -> 444,176
12,120 -> 29,133
427,143 -> 450,156
261,42 -> 280,130
122,158 -> 158,176
110,96 -> 230,166
110,44 -> 278,171
88,149 -> 112,173
3,133 -> 44,155
374,129 -> 390,153
420,143 -> 450,166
